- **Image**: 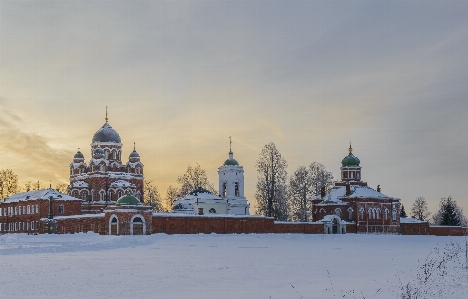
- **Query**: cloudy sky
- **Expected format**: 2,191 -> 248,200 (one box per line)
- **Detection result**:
1,0 -> 467,214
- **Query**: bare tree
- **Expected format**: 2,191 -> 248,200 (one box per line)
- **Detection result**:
0,169 -> 19,199
176,164 -> 217,197
164,185 -> 180,211
411,196 -> 430,221
288,166 -> 313,222
309,162 -> 334,197
23,181 -> 33,192
55,182 -> 69,194
144,180 -> 164,212
255,142 -> 288,220
34,181 -> 42,190
288,162 -> 334,222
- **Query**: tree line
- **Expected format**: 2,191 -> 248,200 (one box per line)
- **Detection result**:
401,195 -> 467,226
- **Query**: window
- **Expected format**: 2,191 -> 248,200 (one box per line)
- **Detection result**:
384,209 -> 389,220
27,205 -> 30,214
58,205 -> 64,214
113,151 -> 116,159
376,209 -> 380,220
235,182 -> 239,196
133,217 -> 142,223
100,164 -> 105,172
136,167 -> 140,174
82,193 -> 87,201
118,191 -> 122,198
209,208 -> 216,214
15,206 -> 18,216
27,222 -> 30,230
335,208 -> 341,217
35,221 -> 38,230
36,204 -> 39,214
392,209 -> 397,221
347,208 -> 353,220
105,151 -> 109,159
0,208 -> 2,217
111,217 -> 117,223
100,192 -> 105,201
31,221 -> 34,230
222,183 -> 227,197
359,208 -> 364,220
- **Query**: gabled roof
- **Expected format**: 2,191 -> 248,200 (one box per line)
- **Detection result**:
313,185 -> 399,205
2,189 -> 80,203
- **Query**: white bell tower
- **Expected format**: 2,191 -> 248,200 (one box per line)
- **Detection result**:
217,137 -> 250,215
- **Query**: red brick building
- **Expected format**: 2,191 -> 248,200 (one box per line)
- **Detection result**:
68,115 -> 144,213
0,189 -> 81,233
311,145 -> 401,233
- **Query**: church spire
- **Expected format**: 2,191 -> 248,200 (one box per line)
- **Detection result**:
105,106 -> 108,123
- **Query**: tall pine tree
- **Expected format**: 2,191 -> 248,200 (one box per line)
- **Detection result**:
400,204 -> 407,218
440,197 -> 461,226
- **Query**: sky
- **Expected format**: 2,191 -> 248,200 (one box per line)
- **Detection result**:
1,0 -> 468,215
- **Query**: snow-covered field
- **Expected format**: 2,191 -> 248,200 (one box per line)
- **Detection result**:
1,233 -> 467,299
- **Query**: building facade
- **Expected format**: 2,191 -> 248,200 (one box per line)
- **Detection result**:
68,116 -> 144,213
311,145 -> 401,233
0,189 -> 81,233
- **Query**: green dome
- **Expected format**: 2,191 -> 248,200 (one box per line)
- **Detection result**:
223,150 -> 239,166
341,145 -> 360,167
115,194 -> 142,206
223,158 -> 239,166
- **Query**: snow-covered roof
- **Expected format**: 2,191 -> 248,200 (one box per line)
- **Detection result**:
46,213 -> 105,220
313,185 -> 399,205
71,181 -> 89,188
400,217 -> 428,224
2,189 -> 80,203
108,172 -> 138,179
109,180 -> 135,188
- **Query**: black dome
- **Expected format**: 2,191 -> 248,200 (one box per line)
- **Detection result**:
92,123 -> 121,143
94,147 -> 104,155
74,151 -> 84,159
129,150 -> 140,158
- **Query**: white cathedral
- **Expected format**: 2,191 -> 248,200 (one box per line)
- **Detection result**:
171,145 -> 250,215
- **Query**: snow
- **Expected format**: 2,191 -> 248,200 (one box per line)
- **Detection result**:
314,185 -> 399,204
71,181 -> 89,188
1,233 -> 467,299
400,217 -> 428,223
2,189 -> 79,203
109,180 -> 135,188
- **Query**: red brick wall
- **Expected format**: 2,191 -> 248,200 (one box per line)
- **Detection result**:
399,222 -> 430,235
429,226 -> 467,236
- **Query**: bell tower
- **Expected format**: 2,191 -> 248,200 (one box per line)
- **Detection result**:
217,137 -> 250,215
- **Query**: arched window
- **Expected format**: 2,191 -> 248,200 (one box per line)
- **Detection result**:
209,208 -> 216,214
109,191 -> 113,201
133,217 -> 143,223
359,208 -> 364,220
235,182 -> 239,196
335,208 -> 341,217
113,151 -> 116,159
347,208 -> 353,220
91,190 -> 95,201
91,165 -> 94,172
136,167 -> 140,174
384,208 -> 389,220
118,190 -> 122,198
222,182 -> 227,197
100,191 -> 105,201
111,217 -> 117,223
105,151 -> 109,159
82,193 -> 87,201
376,209 -> 381,219
100,164 -> 105,172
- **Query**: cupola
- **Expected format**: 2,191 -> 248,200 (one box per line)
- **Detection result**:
340,143 -> 362,182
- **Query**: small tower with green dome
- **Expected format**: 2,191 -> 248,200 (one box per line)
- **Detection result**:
217,137 -> 250,215
340,143 -> 362,182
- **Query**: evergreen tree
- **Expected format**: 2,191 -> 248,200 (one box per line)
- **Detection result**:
440,197 -> 461,226
400,204 -> 407,218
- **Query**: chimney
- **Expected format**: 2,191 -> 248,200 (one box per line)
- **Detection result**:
320,187 -> 325,198
377,185 -> 381,193
346,183 -> 350,196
